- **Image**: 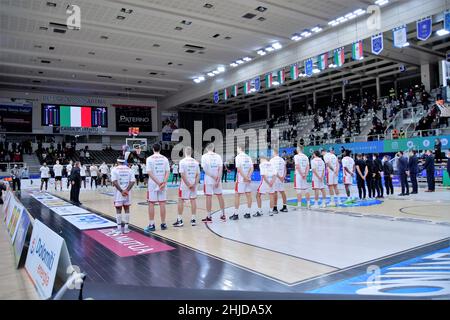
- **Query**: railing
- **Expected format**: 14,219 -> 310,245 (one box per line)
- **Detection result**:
0,162 -> 27,173
384,105 -> 425,135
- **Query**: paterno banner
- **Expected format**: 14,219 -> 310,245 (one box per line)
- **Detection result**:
113,105 -> 154,132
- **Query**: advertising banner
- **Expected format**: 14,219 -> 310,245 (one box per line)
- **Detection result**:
63,214 -> 116,230
25,220 -> 64,299
50,206 -> 90,216
114,105 -> 154,132
13,210 -> 31,267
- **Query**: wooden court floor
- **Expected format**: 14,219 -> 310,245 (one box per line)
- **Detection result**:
54,182 -> 450,286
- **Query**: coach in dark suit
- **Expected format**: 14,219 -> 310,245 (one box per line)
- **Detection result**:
382,155 -> 394,195
423,150 -> 435,192
70,161 -> 82,205
397,151 -> 409,196
408,150 -> 419,194
373,153 -> 383,198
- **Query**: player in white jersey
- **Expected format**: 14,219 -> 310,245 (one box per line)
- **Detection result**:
99,162 -> 109,187
294,145 -> 311,209
201,143 -> 226,223
173,147 -> 200,227
131,163 -> 139,187
111,158 -> 135,235
230,144 -> 254,220
255,156 -> 275,216
40,162 -> 50,191
66,160 -> 73,189
90,164 -> 98,189
270,148 -> 288,213
341,149 -> 355,200
310,150 -> 327,209
144,143 -> 170,233
53,160 -> 63,191
80,164 -> 87,189
322,148 -> 341,206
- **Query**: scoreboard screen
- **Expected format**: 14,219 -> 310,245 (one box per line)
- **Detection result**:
42,104 -> 108,127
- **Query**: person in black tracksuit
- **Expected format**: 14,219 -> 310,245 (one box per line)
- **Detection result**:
364,154 -> 375,199
372,153 -> 384,198
355,154 -> 367,200
382,155 -> 394,195
408,150 -> 419,194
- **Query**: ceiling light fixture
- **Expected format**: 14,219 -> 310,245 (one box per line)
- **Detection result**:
207,72 -> 215,77
311,26 -> 322,33
272,42 -> 282,49
242,57 -> 252,62
255,6 -> 267,12
291,34 -> 302,41
236,60 -> 244,64
375,0 -> 389,6
354,9 -> 366,15
257,50 -> 267,56
230,62 -> 238,67
217,66 -> 226,72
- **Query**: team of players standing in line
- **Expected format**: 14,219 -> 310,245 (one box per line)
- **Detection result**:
108,142 -> 358,235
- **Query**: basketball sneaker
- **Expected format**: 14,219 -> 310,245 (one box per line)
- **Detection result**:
173,219 -> 184,227
190,218 -> 196,226
329,201 -> 337,207
123,225 -> 130,234
144,224 -> 155,234
272,208 -> 279,214
202,216 -> 212,223
280,205 -> 288,212
321,203 -> 327,208
220,214 -> 226,222
229,214 -> 239,220
253,211 -> 263,217
161,223 -> 168,230
311,204 -> 319,209
243,213 -> 251,219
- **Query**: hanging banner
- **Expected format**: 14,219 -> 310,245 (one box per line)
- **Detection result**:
352,40 -> 363,60
317,52 -> 328,70
223,88 -> 229,101
290,64 -> 299,80
371,33 -> 384,55
213,91 -> 220,103
445,11 -> 450,32
243,81 -> 250,95
417,17 -> 432,41
265,73 -> 273,88
253,76 -> 261,92
232,85 -> 238,97
305,59 -> 313,76
393,25 -> 408,48
333,47 -> 345,67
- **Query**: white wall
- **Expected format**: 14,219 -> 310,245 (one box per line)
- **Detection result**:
0,90 -> 159,135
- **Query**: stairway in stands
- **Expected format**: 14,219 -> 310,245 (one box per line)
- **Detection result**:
22,154 -> 41,173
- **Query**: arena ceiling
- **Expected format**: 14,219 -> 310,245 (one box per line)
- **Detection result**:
0,0 -> 448,110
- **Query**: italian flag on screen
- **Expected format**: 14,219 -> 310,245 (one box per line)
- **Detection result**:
60,106 -> 91,127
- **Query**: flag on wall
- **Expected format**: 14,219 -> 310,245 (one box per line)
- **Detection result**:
333,47 -> 345,67
351,40 -> 363,60
393,25 -> 408,48
232,84 -> 238,97
265,73 -> 273,88
223,88 -> 229,101
371,33 -> 383,55
277,69 -> 285,84
317,52 -> 328,70
416,17 -> 432,41
60,106 -> 91,127
290,64 -> 299,80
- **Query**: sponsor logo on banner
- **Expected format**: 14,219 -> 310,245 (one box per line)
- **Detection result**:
62,214 -> 117,230
445,11 -> 450,32
50,205 -> 90,216
416,17 -> 432,41
371,33 -> 383,55
84,228 -> 175,257
25,220 -> 64,299
309,246 -> 450,297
